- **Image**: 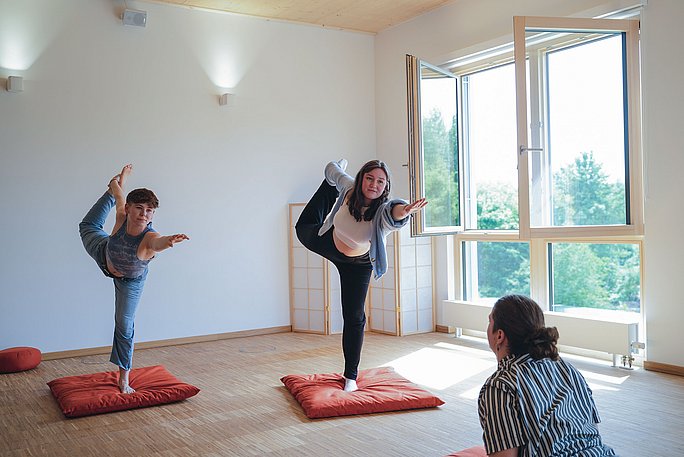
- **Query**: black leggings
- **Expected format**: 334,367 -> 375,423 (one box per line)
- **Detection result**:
295,180 -> 373,380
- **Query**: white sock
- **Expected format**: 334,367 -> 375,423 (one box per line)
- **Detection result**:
344,378 -> 358,392
326,159 -> 349,186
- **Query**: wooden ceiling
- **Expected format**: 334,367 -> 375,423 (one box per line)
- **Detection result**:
146,0 -> 455,34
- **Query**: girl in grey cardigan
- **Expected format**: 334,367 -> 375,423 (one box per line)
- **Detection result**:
296,159 -> 427,391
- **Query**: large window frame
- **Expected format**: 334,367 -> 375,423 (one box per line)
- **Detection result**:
513,16 -> 643,239
407,15 -> 643,313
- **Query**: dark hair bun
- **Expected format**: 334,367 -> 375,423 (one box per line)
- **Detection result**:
528,327 -> 560,360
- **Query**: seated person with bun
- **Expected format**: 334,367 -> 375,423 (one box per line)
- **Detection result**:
479,294 -> 616,456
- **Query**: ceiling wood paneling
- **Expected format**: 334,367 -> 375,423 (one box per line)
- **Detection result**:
145,0 -> 454,33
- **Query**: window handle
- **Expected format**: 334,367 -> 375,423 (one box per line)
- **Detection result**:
519,146 -> 544,155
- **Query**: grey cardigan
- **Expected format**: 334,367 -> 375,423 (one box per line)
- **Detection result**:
319,161 -> 408,279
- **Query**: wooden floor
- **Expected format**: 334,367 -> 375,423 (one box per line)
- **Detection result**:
1,331 -> 683,456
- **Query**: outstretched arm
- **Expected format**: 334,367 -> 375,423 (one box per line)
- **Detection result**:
147,233 -> 190,253
391,198 -> 428,221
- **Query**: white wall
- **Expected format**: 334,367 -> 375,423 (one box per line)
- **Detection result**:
375,0 -> 684,367
3,0 -> 682,369
640,0 -> 684,367
0,0 -> 375,353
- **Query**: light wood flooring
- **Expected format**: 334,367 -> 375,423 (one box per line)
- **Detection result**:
1,331 -> 683,456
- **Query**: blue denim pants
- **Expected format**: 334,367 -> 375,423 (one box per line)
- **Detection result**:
295,180 -> 372,380
79,192 -> 147,371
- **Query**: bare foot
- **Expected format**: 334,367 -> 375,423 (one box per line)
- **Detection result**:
118,368 -> 136,394
119,383 -> 136,394
108,175 -> 125,203
107,164 -> 132,194
119,164 -> 133,188
108,174 -> 121,192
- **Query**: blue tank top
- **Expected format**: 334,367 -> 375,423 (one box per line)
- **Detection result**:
106,219 -> 156,279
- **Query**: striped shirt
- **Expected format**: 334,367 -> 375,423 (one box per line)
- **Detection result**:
478,354 -> 616,457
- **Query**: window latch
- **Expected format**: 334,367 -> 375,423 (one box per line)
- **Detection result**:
519,145 -> 544,155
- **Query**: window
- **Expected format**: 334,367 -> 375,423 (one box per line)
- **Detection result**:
406,58 -> 461,234
407,16 -> 643,320
463,63 -> 519,231
462,241 -> 530,303
549,242 -> 641,318
515,18 -> 643,237
546,36 -> 627,228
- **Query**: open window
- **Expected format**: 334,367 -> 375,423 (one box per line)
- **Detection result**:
407,16 -> 642,239
513,16 -> 643,239
407,15 -> 643,321
406,56 -> 461,236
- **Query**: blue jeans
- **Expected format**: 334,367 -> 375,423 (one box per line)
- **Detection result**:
296,181 -> 373,380
79,192 -> 147,371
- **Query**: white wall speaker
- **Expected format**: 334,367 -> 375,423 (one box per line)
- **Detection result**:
122,9 -> 147,27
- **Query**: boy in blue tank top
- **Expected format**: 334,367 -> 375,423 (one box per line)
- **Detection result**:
79,164 -> 189,393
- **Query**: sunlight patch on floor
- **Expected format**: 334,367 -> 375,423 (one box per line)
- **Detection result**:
433,341 -> 494,357
460,385 -> 483,400
382,346 -> 496,390
586,382 -> 620,392
580,370 -> 630,385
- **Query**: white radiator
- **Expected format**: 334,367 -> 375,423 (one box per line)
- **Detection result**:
443,300 -> 640,366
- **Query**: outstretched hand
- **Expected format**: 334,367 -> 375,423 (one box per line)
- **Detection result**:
164,234 -> 190,248
393,198 -> 428,220
147,233 -> 190,255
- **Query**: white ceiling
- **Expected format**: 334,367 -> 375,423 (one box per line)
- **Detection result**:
145,0 -> 455,34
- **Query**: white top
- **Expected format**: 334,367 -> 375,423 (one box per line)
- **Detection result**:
333,202 -> 371,255
320,160 -> 408,279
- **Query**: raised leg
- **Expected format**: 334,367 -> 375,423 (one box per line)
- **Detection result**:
79,164 -> 132,262
79,192 -> 115,265
296,180 -> 339,229
295,180 -> 340,259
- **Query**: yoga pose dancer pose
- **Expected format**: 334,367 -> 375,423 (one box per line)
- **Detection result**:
479,294 -> 616,456
296,159 -> 427,392
79,164 -> 189,393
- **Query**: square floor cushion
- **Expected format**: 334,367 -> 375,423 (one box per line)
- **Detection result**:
47,365 -> 200,418
281,366 -> 444,419
446,446 -> 487,457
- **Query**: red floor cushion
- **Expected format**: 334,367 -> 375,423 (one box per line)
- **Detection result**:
281,366 -> 444,419
47,365 -> 200,418
446,446 -> 487,457
0,346 -> 41,373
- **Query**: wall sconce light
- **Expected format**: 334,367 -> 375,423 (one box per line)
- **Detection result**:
219,93 -> 234,106
122,8 -> 147,27
6,76 -> 23,93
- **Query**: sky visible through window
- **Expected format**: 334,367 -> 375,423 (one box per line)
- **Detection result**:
547,34 -> 625,183
419,33 -> 625,188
